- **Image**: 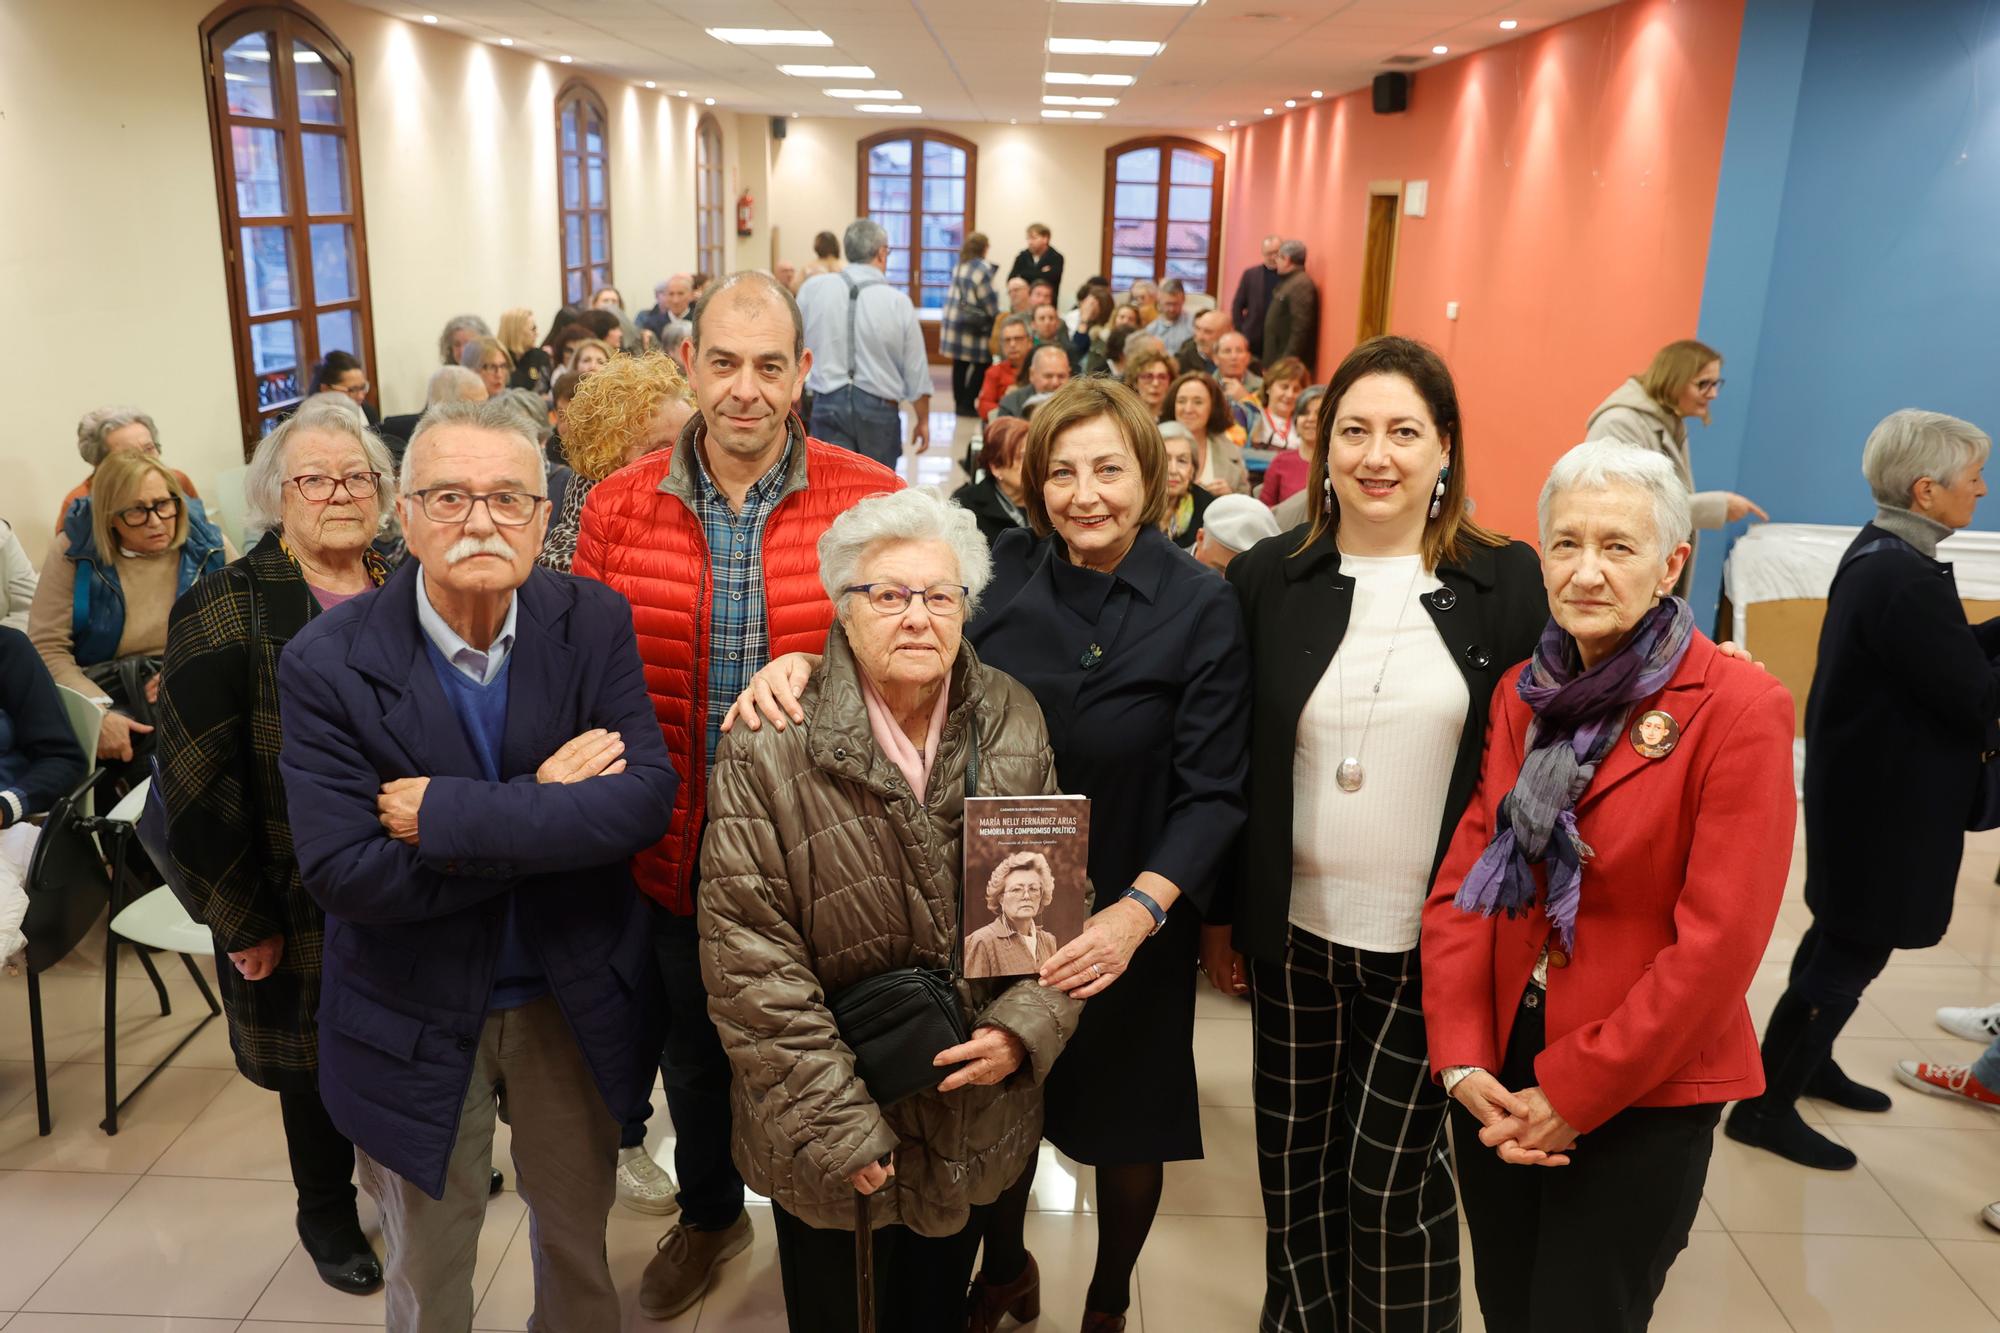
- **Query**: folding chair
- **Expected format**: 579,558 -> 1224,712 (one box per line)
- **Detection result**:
94,777 -> 220,1135
20,771 -> 113,1135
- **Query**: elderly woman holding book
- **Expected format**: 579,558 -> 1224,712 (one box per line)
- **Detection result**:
698,488 -> 1079,1333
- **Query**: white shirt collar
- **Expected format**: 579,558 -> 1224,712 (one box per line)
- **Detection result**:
415,566 -> 518,687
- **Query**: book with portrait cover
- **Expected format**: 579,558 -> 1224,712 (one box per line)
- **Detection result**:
961,795 -> 1092,979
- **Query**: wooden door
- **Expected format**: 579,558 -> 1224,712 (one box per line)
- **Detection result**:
1356,191 -> 1401,341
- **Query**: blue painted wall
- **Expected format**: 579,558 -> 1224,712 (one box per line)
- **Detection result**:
1694,0 -> 2000,623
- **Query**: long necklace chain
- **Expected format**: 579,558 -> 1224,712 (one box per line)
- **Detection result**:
1333,558 -> 1425,793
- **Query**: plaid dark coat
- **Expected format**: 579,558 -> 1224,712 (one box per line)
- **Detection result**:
155,532 -> 386,1090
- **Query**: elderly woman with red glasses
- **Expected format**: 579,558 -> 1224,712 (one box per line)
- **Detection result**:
153,398 -> 397,1299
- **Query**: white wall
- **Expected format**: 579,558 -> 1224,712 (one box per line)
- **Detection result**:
0,0 -> 711,559
0,4 -> 1227,559
758,117 -> 1232,305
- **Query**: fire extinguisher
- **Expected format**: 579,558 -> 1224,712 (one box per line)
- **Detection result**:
736,191 -> 754,237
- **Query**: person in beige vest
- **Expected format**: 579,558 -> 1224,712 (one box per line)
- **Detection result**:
1583,339 -> 1767,597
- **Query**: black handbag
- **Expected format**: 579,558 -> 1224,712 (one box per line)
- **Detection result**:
825,728 -> 979,1106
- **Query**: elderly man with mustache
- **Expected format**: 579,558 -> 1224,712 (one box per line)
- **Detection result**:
277,397 -> 679,1332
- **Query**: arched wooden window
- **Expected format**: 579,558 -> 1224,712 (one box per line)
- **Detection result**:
856,129 -> 977,312
557,82 -> 612,304
201,1 -> 377,446
1103,137 -> 1225,295
695,115 -> 725,279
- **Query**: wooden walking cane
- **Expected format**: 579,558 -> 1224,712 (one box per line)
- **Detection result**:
854,1185 -> 876,1333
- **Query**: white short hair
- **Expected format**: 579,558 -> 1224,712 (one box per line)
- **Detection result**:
76,406 -> 159,466
403,399 -> 546,492
426,365 -> 485,406
245,401 -> 399,535
817,490 -> 994,613
1537,440 -> 1692,557
1861,408 -> 1990,507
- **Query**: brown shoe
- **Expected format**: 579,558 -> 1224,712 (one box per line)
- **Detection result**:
1080,1312 -> 1127,1332
639,1211 -> 753,1320
965,1252 -> 1040,1332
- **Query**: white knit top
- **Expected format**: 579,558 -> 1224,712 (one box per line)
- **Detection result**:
1289,552 -> 1467,953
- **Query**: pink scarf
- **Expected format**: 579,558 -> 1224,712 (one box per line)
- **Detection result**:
858,672 -> 952,799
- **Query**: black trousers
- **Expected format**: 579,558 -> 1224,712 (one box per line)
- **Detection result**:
949,359 -> 988,417
1452,993 -> 1719,1333
1249,929 -> 1460,1332
771,1200 -> 987,1333
1786,921 -> 1894,1008
278,1083 -> 363,1252
652,898 -> 746,1228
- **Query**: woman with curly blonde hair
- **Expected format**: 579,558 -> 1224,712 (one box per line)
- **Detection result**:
537,353 -> 697,572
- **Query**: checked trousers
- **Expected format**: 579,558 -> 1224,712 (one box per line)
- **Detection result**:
1250,927 -> 1461,1333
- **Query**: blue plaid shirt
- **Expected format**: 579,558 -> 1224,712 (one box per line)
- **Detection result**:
694,437 -> 795,775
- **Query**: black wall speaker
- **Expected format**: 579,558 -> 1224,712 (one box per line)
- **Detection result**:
1372,73 -> 1410,114
771,115 -> 788,140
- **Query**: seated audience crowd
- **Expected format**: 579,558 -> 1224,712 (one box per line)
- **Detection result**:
20,216 -> 1997,1333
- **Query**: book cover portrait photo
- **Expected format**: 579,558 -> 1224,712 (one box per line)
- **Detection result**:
962,795 -> 1091,978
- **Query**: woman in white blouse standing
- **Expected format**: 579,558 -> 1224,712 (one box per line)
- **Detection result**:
1209,336 -> 1547,1332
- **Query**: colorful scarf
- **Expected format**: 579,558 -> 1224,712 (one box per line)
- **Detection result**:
1453,597 -> 1695,948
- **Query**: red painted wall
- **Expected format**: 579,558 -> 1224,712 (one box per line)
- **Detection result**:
1220,0 -> 1746,544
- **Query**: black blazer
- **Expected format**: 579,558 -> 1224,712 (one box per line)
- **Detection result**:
1219,526 -> 1546,963
951,477 -> 1028,548
1171,486 -> 1216,550
1804,523 -> 2000,947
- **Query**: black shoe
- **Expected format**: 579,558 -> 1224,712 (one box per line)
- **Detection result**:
299,1219 -> 383,1296
1806,1056 -> 1894,1112
490,1167 -> 505,1196
1725,1101 -> 1858,1170
310,1247 -> 385,1295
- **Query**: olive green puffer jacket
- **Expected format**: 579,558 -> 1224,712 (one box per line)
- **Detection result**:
698,625 -> 1084,1236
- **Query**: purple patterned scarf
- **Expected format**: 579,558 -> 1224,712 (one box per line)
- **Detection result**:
1452,597 -> 1694,949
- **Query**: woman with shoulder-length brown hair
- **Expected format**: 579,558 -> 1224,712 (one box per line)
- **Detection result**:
1584,338 -> 1767,596
725,376 -> 1250,1331
1207,335 -> 1545,1331
1164,369 -> 1250,496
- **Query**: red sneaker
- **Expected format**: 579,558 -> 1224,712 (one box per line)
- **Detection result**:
1895,1060 -> 2000,1110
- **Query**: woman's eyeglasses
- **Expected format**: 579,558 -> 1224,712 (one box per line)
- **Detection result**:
290,472 -> 382,503
115,498 -> 180,528
843,583 -> 970,617
1694,377 -> 1724,395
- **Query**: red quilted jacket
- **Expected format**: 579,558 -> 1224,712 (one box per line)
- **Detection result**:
572,417 -> 903,913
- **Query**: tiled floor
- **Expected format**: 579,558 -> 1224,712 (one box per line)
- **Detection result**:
5,819 -> 2000,1330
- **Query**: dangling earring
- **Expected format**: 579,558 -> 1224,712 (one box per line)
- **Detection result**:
1429,464 -> 1452,520
1322,472 -> 1334,515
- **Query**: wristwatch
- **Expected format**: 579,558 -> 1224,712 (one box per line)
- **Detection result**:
1120,887 -> 1167,937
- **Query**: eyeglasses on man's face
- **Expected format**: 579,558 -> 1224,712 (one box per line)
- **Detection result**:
407,487 -> 547,526
115,497 -> 180,528
843,582 -> 970,617
290,472 -> 381,503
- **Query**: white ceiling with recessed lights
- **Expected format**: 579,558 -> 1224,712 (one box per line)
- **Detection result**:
363,0 -> 1619,125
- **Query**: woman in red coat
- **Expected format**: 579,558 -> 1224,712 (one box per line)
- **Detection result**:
1420,440 -> 1795,1333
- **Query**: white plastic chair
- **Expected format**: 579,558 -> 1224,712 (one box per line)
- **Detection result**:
96,777 -> 221,1134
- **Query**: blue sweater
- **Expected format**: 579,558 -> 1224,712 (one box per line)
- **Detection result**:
0,628 -> 86,827
423,641 -> 546,1008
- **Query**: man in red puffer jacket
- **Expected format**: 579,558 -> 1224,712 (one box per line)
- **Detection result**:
573,271 -> 902,1320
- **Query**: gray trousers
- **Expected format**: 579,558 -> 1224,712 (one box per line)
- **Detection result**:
356,993 -> 622,1333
